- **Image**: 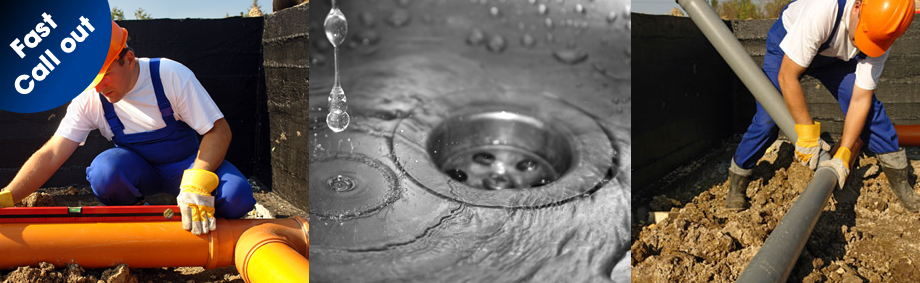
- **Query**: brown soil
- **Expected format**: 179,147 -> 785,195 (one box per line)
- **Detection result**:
632,141 -> 920,282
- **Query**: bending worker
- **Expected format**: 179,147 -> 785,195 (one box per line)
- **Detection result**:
726,0 -> 917,211
0,21 -> 256,235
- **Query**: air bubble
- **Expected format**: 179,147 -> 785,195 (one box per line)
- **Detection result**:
521,34 -> 536,48
486,34 -> 507,53
466,28 -> 486,46
388,9 -> 411,27
490,7 -> 501,17
552,49 -> 588,64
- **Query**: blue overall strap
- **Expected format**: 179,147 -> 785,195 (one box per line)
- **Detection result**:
99,93 -> 125,136
148,58 -> 175,121
818,0 -> 848,51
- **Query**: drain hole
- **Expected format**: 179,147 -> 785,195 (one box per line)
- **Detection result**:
445,169 -> 468,182
427,111 -> 573,190
483,174 -> 515,190
472,152 -> 496,165
516,159 -> 539,172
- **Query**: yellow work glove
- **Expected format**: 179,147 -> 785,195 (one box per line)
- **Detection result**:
177,169 -> 219,235
819,147 -> 851,189
794,122 -> 831,170
0,191 -> 14,207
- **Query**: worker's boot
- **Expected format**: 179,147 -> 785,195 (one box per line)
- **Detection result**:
878,148 -> 920,213
726,159 -> 751,210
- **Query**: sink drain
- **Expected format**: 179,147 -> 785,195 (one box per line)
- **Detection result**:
393,89 -> 614,208
429,111 -> 572,190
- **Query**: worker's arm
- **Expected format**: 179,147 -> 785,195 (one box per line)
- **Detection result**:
780,54 -> 831,169
191,118 -> 231,172
1,135 -> 79,204
779,55 -> 812,125
839,86 -> 872,151
178,117 -> 231,235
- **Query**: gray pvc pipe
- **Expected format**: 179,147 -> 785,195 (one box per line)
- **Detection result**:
676,0 -> 797,142
735,168 -> 838,282
675,0 -> 840,282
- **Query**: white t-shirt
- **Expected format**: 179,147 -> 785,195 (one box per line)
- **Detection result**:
55,58 -> 224,145
778,0 -> 887,90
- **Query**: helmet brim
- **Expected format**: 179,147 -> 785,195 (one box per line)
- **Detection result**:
85,24 -> 128,92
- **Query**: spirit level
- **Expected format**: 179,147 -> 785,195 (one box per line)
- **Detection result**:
0,205 -> 181,223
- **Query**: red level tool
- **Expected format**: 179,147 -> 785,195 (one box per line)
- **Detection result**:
0,205 -> 181,223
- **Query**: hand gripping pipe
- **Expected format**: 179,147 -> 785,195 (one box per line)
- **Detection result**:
0,216 -> 309,283
674,0 -> 844,282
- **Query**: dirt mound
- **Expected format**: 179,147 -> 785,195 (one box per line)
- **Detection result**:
1,262 -> 118,283
16,192 -> 55,207
632,142 -> 920,282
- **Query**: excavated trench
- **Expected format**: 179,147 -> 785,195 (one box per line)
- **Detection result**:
632,141 -> 920,282
308,0 -> 631,281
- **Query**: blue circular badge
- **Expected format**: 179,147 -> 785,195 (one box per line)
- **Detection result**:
1,1 -> 110,113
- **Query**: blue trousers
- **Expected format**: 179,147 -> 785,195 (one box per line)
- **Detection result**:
86,147 -> 257,219
733,19 -> 899,169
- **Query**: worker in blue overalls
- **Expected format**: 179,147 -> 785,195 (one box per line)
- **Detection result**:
0,21 -> 256,235
726,0 -> 916,211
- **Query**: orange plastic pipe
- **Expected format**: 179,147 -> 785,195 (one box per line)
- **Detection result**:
234,218 -> 309,282
0,216 -> 309,282
895,125 -> 920,146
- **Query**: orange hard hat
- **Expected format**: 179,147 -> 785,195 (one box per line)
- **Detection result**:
85,21 -> 128,91
853,0 -> 915,57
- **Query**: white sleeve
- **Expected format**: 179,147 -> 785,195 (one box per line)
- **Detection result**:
779,0 -> 838,68
53,92 -> 98,145
160,60 -> 224,135
854,51 -> 887,90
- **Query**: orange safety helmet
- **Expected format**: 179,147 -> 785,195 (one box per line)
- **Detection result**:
85,21 -> 128,91
853,0 -> 915,57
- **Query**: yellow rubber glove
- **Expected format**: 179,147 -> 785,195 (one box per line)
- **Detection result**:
794,122 -> 831,170
819,147 -> 851,189
177,169 -> 219,235
0,191 -> 14,208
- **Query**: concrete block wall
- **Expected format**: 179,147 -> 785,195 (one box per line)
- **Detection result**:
263,4 -> 309,211
633,13 -> 738,190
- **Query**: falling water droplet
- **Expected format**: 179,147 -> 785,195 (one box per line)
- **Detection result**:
325,1 -> 350,133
